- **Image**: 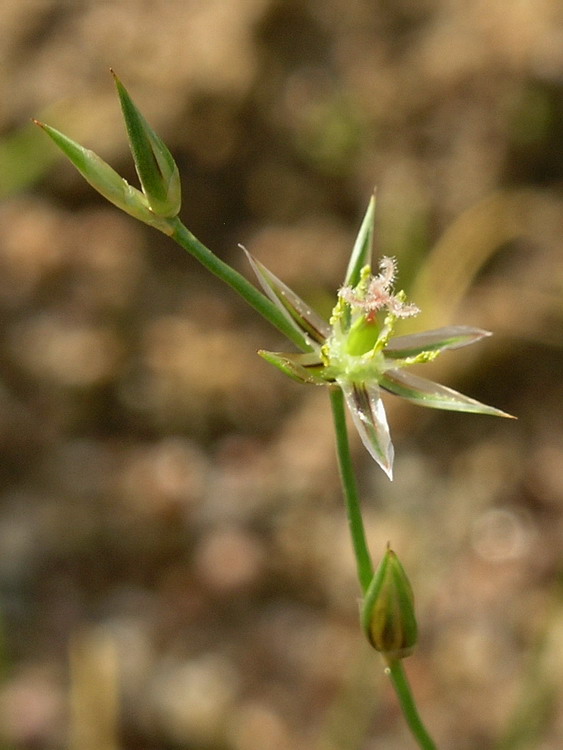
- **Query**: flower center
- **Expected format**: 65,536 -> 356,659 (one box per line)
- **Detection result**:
322,258 -> 420,383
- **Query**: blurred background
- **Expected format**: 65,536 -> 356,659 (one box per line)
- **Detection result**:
0,1 -> 562,749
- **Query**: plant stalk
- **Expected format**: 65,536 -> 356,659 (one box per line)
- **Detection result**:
169,218 -> 313,353
329,386 -> 373,594
387,660 -> 438,750
329,387 -> 438,750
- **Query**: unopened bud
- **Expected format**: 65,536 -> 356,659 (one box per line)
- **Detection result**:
361,546 -> 418,661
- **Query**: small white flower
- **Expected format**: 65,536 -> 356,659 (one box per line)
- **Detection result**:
246,197 -> 514,480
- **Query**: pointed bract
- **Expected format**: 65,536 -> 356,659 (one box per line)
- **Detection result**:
112,71 -> 181,218
344,193 -> 376,287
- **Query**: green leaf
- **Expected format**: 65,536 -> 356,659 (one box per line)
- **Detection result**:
385,326 -> 492,359
112,70 -> 181,218
34,120 -> 174,235
380,368 -> 515,418
344,192 -> 375,287
1,120 -> 58,198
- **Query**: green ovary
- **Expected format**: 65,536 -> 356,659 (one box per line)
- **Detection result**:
345,315 -> 381,356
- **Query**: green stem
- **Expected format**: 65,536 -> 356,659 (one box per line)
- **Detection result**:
169,218 -> 313,353
328,389 -> 438,750
329,386 -> 373,593
387,660 -> 438,750
168,217 -> 437,750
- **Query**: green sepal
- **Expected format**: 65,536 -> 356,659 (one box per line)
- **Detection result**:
112,71 -> 181,218
258,350 -> 328,385
344,193 -> 375,287
385,326 -> 492,359
244,247 -> 329,348
338,379 -> 394,480
361,546 -> 418,660
34,120 -> 175,235
380,368 -> 515,418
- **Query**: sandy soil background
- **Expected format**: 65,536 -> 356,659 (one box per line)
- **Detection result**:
0,1 -> 562,749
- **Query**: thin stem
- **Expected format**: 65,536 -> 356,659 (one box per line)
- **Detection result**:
169,216 -> 438,750
387,660 -> 438,750
329,391 -> 438,750
169,218 -> 313,353
329,386 -> 373,593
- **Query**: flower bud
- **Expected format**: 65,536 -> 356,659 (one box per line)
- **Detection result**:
112,71 -> 181,218
361,546 -> 417,660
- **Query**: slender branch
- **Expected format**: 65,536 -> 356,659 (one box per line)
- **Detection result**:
329,386 -> 373,593
169,218 -> 313,353
387,660 -> 438,750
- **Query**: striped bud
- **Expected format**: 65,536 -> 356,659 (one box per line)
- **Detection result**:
361,546 -> 418,661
